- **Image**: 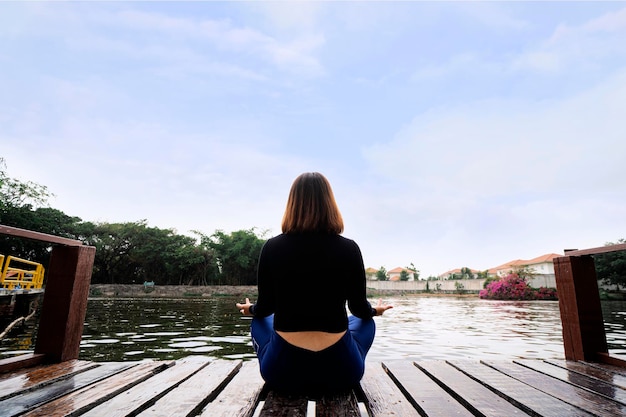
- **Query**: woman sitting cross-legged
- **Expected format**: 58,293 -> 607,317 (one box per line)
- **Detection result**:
236,172 -> 392,395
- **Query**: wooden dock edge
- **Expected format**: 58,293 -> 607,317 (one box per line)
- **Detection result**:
0,353 -> 46,374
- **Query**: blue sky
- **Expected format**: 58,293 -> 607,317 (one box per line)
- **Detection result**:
2,2 -> 625,277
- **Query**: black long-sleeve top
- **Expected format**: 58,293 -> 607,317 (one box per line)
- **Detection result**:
250,233 -> 376,333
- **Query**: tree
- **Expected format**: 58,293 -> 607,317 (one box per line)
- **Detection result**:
460,267 -> 474,279
199,228 -> 266,285
376,266 -> 388,281
84,221 -> 220,285
0,205 -> 84,266
0,159 -> 70,265
476,270 -> 490,279
0,158 -> 52,210
409,262 -> 420,280
595,239 -> 626,290
511,266 -> 537,280
399,269 -> 410,281
83,222 -> 143,284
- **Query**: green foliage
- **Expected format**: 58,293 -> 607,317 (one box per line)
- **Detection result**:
447,267 -> 474,280
376,266 -> 388,281
0,158 -> 52,210
0,158 -> 263,286
79,221 -> 223,286
409,262 -> 420,280
0,205 -> 84,264
476,270 -> 490,279
399,270 -> 410,281
0,160 -> 82,264
483,276 -> 498,289
511,266 -> 537,280
197,228 -> 266,285
594,239 -> 626,290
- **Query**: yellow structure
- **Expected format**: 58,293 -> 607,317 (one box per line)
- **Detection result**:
0,255 -> 45,290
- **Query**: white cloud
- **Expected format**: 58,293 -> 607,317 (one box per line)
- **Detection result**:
247,1 -> 325,31
516,6 -> 626,74
111,9 -> 326,77
4,2 -> 626,277
359,68 -> 626,275
13,5 -> 325,80
366,68 -> 626,196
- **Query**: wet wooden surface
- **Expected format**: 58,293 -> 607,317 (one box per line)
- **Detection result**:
2,357 -> 626,416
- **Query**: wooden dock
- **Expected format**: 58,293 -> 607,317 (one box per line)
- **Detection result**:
2,355 -> 626,416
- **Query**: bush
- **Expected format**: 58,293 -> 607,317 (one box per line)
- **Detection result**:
479,273 -> 557,300
534,286 -> 558,300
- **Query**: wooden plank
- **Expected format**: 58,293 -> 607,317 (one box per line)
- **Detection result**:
0,359 -> 97,400
585,360 -> 626,377
359,362 -> 419,417
383,360 -> 473,417
0,353 -> 46,374
199,360 -> 264,417
417,360 -> 531,416
21,361 -> 170,417
515,359 -> 626,405
597,352 -> 626,368
561,243 -> 626,257
81,356 -> 210,417
0,224 -> 83,246
137,359 -> 242,417
484,360 -> 626,416
35,245 -> 96,362
259,391 -> 308,417
315,391 -> 361,417
545,360 -> 626,390
449,360 -> 594,417
2,362 -> 134,417
554,255 -> 607,361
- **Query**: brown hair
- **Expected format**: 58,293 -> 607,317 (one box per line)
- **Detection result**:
281,172 -> 344,234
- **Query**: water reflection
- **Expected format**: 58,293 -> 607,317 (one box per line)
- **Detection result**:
602,300 -> 626,357
1,296 -> 625,362
372,297 -> 564,361
79,298 -> 255,361
77,296 -> 568,362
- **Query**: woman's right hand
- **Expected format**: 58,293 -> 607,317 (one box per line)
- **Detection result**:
236,298 -> 253,316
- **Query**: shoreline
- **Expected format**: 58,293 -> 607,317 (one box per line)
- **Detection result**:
88,284 -> 478,299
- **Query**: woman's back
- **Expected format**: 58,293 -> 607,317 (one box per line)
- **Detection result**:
254,233 -> 373,333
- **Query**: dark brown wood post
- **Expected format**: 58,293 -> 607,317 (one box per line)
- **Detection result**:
34,245 -> 96,362
554,255 -> 607,361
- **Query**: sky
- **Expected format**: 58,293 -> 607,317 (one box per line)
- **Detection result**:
1,1 -> 625,278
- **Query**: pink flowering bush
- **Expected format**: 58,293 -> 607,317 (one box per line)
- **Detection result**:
479,273 -> 557,300
534,286 -> 558,300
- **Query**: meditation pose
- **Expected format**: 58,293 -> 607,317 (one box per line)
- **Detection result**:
236,172 -> 392,394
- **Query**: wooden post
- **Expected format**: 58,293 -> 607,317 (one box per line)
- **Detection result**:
554,255 -> 607,361
34,245 -> 96,362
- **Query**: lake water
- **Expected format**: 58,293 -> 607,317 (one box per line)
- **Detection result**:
2,296 -> 625,362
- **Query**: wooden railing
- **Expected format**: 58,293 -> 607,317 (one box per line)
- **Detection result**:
0,224 -> 96,372
554,243 -> 626,367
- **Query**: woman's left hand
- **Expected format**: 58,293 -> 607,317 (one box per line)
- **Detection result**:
373,298 -> 393,316
236,298 -> 253,316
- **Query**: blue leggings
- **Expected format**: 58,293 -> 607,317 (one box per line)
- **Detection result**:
251,315 -> 375,395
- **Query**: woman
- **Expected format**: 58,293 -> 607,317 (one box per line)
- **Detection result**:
236,172 -> 392,395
